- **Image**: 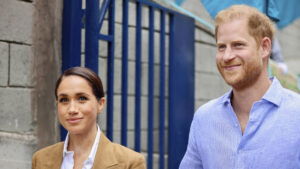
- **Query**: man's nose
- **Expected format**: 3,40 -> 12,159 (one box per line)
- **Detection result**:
223,48 -> 235,62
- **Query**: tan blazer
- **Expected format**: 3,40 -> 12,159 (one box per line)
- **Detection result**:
32,133 -> 146,169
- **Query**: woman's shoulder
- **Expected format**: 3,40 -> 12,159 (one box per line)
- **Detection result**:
111,142 -> 144,159
32,142 -> 64,159
110,143 -> 146,168
99,134 -> 146,168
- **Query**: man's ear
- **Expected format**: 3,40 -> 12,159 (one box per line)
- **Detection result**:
261,37 -> 272,59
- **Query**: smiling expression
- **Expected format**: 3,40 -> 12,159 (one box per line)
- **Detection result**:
57,75 -> 104,135
216,19 -> 264,90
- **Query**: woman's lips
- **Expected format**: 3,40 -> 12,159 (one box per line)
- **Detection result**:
67,117 -> 83,124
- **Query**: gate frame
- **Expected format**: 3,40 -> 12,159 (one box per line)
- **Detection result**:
61,0 -> 195,168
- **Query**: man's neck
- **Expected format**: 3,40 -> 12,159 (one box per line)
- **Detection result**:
231,75 -> 271,133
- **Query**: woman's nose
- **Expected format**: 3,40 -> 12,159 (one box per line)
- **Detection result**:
68,101 -> 78,114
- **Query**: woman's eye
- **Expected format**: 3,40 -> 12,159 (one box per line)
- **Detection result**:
78,96 -> 88,101
59,98 -> 68,103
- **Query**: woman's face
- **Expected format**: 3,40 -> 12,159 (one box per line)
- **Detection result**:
56,75 -> 105,135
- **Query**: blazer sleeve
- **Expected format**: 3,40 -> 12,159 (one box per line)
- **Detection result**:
32,152 -> 37,169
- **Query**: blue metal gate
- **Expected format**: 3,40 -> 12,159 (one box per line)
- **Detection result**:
62,0 -> 195,168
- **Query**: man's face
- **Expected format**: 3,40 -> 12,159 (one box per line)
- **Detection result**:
216,19 -> 264,90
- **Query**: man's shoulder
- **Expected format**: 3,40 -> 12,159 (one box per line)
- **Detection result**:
280,88 -> 300,108
281,88 -> 300,100
194,93 -> 229,118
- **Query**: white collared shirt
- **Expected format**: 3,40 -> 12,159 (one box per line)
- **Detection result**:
61,125 -> 101,169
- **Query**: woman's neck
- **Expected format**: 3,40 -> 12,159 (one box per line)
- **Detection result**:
67,124 -> 98,154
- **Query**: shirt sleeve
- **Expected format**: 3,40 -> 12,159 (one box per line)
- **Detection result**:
179,115 -> 203,169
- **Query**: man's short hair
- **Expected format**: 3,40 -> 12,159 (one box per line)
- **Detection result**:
215,5 -> 275,46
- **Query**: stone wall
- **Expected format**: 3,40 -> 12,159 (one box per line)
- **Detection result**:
0,0 -> 35,168
0,0 -> 62,168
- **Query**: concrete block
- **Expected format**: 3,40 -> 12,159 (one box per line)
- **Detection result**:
98,57 -> 107,93
113,24 -> 138,61
140,129 -> 168,154
0,42 -> 9,86
142,6 -> 149,28
115,0 -> 122,24
195,72 -> 225,100
114,23 -> 122,59
0,0 -> 33,44
194,99 -> 210,111
81,29 -> 85,54
113,58 -> 122,94
9,44 -> 33,87
99,40 -> 108,58
141,29 -> 150,63
141,63 -> 167,97
112,94 -> 121,133
195,43 -> 217,73
181,0 -> 214,28
128,61 -> 136,95
0,88 -> 34,132
141,63 -> 148,96
128,2 -> 137,26
195,28 -> 216,44
0,134 -> 36,169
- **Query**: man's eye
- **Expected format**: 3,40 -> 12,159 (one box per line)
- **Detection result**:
59,98 -> 68,103
234,43 -> 244,47
218,45 -> 226,51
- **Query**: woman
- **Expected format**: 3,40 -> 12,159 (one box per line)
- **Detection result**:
32,67 -> 146,169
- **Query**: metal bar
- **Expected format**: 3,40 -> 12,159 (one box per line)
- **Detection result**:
106,0 -> 116,141
85,0 -> 99,73
98,0 -> 111,30
62,0 -> 82,71
159,10 -> 166,169
121,0 -> 129,146
168,13 -> 175,169
98,34 -> 114,42
168,13 -> 195,169
134,1 -> 142,152
147,6 -> 154,169
81,9 -> 85,28
61,0 -> 82,141
137,0 -> 178,13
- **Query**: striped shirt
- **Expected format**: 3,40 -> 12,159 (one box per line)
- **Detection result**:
180,77 -> 300,169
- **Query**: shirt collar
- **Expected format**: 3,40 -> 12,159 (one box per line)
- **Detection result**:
220,77 -> 282,106
62,125 -> 101,160
261,77 -> 282,106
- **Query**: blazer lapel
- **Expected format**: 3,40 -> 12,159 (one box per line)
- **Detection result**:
92,133 -> 119,169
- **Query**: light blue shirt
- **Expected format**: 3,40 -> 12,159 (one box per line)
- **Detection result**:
180,77 -> 300,169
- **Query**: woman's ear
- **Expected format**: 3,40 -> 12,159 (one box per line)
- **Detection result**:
261,37 -> 272,59
97,97 -> 106,114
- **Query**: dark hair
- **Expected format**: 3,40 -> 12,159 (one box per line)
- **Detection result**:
55,67 -> 104,100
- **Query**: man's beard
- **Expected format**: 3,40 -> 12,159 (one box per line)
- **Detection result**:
217,58 -> 263,91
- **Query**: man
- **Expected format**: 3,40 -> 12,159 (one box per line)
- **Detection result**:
179,5 -> 300,169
